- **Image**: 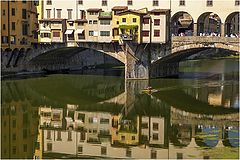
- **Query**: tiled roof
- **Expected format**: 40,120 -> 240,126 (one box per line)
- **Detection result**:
112,6 -> 128,11
150,9 -> 170,13
39,19 -> 65,22
75,19 -> 88,22
87,8 -> 102,12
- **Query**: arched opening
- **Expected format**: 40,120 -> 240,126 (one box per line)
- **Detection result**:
197,12 -> 222,36
222,126 -> 239,147
171,12 -> 194,36
225,12 -> 240,37
195,126 -> 219,148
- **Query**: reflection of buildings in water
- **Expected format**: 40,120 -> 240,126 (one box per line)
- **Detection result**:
1,101 -> 39,159
183,83 -> 239,108
34,103 -> 239,159
141,116 -> 165,146
35,105 -> 170,159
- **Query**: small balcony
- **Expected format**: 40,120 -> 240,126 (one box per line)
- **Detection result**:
120,34 -> 133,40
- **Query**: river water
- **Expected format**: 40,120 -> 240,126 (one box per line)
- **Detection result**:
1,59 -> 239,159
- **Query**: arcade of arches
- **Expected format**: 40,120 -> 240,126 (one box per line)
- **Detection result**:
171,11 -> 239,37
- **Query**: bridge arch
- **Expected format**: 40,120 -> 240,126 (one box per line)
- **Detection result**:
197,12 -> 222,36
171,11 -> 194,36
29,46 -> 125,71
224,12 -> 240,36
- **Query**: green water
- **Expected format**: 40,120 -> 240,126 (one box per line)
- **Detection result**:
1,59 -> 239,159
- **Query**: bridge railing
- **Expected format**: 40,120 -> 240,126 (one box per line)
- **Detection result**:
172,36 -> 239,43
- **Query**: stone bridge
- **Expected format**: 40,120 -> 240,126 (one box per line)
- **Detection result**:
1,36 -> 239,79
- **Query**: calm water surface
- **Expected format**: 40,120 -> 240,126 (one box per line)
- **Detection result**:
1,59 -> 239,159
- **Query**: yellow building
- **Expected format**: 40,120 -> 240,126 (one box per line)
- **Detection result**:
37,0 -> 44,42
117,9 -> 146,43
1,1 -> 38,50
111,6 -> 128,42
1,100 -> 39,159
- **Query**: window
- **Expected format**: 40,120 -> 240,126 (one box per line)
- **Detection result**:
100,20 -> 110,25
12,22 -> 15,30
69,22 -> 73,26
121,136 -> 125,140
153,123 -> 158,130
46,0 -> 52,5
3,9 -> 5,16
22,0 -> 26,3
22,23 -> 28,35
132,136 -> 135,140
102,0 -> 107,6
151,150 -> 157,159
78,146 -> 83,153
57,131 -> 62,141
12,133 -> 16,141
133,18 -> 137,22
12,8 -> 15,16
22,9 -> 27,19
153,0 -> 159,6
67,9 -> 72,19
1,36 -> 8,43
41,33 -> 51,38
12,146 -> 16,155
100,31 -> 110,36
101,146 -> 107,155
126,148 -> 131,157
89,31 -> 94,36
154,19 -> 160,25
23,144 -> 27,152
10,36 -> 16,44
207,0 -> 213,6
47,143 -> 52,151
89,20 -> 92,24
127,0 -> 133,5
177,153 -> 183,159
153,133 -> 159,140
46,9 -> 51,18
154,30 -> 160,36
142,122 -> 148,128
93,20 -> 98,24
53,32 -> 60,37
57,9 -> 61,18
3,24 -> 6,30
235,0 -> 240,5
68,131 -> 72,141
47,130 -> 51,139
142,31 -> 149,37
100,118 -> 110,124
122,18 -> 126,22
179,0 -> 185,6
143,18 -> 149,24
78,0 -> 83,4
89,12 -> 98,15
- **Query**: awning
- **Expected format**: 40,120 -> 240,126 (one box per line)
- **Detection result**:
40,30 -> 51,33
65,30 -> 74,34
75,29 -> 84,34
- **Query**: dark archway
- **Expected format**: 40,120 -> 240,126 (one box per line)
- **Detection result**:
197,12 -> 222,36
225,12 -> 240,37
170,124 -> 192,147
171,12 -> 194,36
